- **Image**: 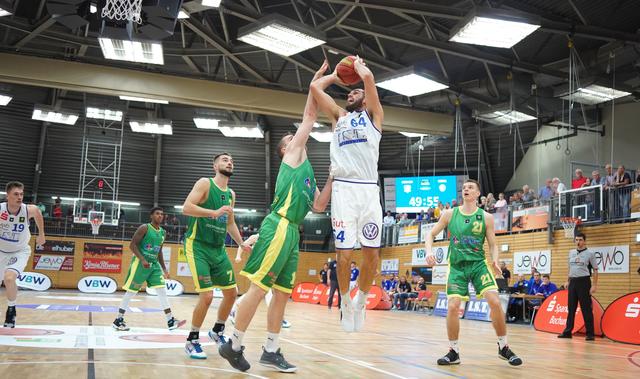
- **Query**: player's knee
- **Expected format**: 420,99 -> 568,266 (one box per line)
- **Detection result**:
3,270 -> 17,283
485,293 -> 501,308
200,291 -> 214,305
337,253 -> 350,266
447,298 -> 461,313
223,287 -> 238,299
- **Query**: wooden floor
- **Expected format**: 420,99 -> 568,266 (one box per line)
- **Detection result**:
0,289 -> 638,378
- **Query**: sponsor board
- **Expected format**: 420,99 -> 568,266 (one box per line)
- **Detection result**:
420,222 -> 445,241
463,294 -> 509,322
176,262 -> 192,277
587,245 -> 629,274
310,284 -> 326,304
349,285 -> 385,310
511,205 -> 550,232
601,291 -> 640,345
631,189 -> 640,219
161,246 -> 171,270
291,282 -> 316,302
145,280 -> 184,296
513,250 -> 551,275
433,291 -> 465,318
0,325 -> 215,349
533,289 -> 604,335
381,259 -> 399,274
432,265 -> 448,285
413,246 -> 449,266
16,272 -> 51,291
33,240 -> 75,271
398,225 -> 419,244
77,276 -> 117,294
319,285 -> 340,307
82,243 -> 123,273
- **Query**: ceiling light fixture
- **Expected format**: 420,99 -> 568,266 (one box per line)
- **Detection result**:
99,38 -> 164,65
0,93 -> 11,106
561,84 -> 631,105
294,122 -> 332,142
129,119 -> 173,135
119,95 -> 169,104
0,0 -> 12,17
449,8 -> 540,48
201,0 -> 221,7
376,69 -> 448,97
178,10 -> 189,19
400,132 -> 431,138
217,123 -> 264,138
32,105 -> 79,125
194,117 -> 222,129
86,107 -> 123,121
238,14 -> 325,56
476,107 -> 536,126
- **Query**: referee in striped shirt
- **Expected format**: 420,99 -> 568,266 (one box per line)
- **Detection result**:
558,232 -> 598,340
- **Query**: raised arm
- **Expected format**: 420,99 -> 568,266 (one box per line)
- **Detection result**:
425,209 -> 452,265
353,57 -> 383,130
312,176 -> 333,213
309,69 -> 344,125
27,204 -> 46,246
182,178 -> 231,219
484,212 -> 502,276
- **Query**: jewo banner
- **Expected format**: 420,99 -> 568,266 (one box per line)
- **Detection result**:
589,245 -> 629,274
33,240 -> 75,271
513,250 -> 551,275
82,243 -> 123,273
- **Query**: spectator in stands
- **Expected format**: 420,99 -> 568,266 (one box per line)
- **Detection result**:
527,267 -> 539,289
383,210 -> 395,226
591,170 -> 605,186
395,214 -> 401,224
572,169 -> 590,189
507,274 -> 530,322
399,213 -> 411,226
528,272 -> 543,295
536,274 -> 558,298
485,193 -> 496,212
451,200 -> 458,208
434,203 -> 443,220
318,263 -> 328,285
521,185 -> 535,203
53,203 -> 63,219
552,177 -> 566,194
349,262 -> 360,290
427,207 -> 435,221
393,276 -> 412,310
327,258 -> 341,309
604,164 -> 616,189
539,179 -> 554,201
495,193 -> 507,209
416,210 -> 426,222
444,202 -> 451,210
381,275 -> 393,292
636,168 -> 640,183
614,165 -> 632,218
407,277 -> 427,306
511,192 -> 523,209
383,210 -> 395,246
479,196 -> 487,210
501,262 -> 511,285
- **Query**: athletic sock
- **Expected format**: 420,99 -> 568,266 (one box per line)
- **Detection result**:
449,340 -> 460,353
163,309 -> 173,321
341,293 -> 352,308
231,328 -> 245,352
498,336 -> 508,349
118,291 -> 136,317
213,321 -> 225,334
7,300 -> 16,307
187,330 -> 200,342
265,332 -> 280,353
355,289 -> 368,309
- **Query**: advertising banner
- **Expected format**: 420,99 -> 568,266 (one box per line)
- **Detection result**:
601,291 -> 640,345
82,243 -> 123,273
511,205 -> 550,232
513,250 -> 552,275
381,259 -> 399,274
398,225 -> 419,244
33,240 -> 75,271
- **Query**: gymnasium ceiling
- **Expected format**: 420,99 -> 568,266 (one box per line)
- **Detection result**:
0,0 -> 640,192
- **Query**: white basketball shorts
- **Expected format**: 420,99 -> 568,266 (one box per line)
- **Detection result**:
0,246 -> 31,281
331,179 -> 382,249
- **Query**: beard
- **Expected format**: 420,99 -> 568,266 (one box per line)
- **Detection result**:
218,168 -> 233,177
345,98 -> 364,112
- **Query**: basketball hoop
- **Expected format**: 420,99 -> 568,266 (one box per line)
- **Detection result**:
90,218 -> 103,236
560,217 -> 581,239
102,0 -> 143,24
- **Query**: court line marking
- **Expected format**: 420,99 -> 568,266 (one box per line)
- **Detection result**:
282,337 -> 410,379
628,351 -> 640,369
0,361 -> 268,378
385,356 -> 467,379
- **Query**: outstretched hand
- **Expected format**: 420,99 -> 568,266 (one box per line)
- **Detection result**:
353,55 -> 371,78
313,59 -> 330,81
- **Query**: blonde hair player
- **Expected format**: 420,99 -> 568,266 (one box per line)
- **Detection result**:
425,179 -> 522,366
230,234 -> 291,329
310,55 -> 383,332
0,181 -> 46,328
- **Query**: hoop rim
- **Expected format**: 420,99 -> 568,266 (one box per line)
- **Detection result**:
560,217 -> 581,224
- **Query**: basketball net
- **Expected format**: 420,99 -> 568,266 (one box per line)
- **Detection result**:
90,218 -> 102,236
560,217 -> 580,239
102,0 -> 143,24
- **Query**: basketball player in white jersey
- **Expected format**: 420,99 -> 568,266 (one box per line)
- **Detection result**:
310,57 -> 383,332
1,181 -> 46,328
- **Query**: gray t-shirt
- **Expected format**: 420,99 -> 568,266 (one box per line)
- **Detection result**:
568,248 -> 598,278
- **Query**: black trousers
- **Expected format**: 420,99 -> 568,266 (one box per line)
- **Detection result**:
328,280 -> 341,309
563,276 -> 594,336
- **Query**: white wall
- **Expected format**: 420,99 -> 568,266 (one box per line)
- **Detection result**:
506,101 -> 640,192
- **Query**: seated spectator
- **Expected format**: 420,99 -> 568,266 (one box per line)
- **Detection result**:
538,179 -> 554,201
591,170 -> 605,186
527,267 -> 540,289
500,262 -> 511,285
528,272 -> 542,295
408,276 -> 427,305
392,276 -> 412,310
535,274 -> 558,298
571,169 -> 590,189
513,274 -> 529,294
495,193 -> 507,210
507,274 -> 530,322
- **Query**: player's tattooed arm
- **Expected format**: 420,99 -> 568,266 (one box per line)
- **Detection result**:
130,224 -> 150,268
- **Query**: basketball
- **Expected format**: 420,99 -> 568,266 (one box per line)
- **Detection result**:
336,56 -> 362,86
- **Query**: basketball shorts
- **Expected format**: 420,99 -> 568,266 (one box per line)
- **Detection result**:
331,180 -> 382,249
122,257 -> 165,292
240,213 -> 299,294
184,240 -> 235,292
446,260 -> 498,300
0,246 -> 30,281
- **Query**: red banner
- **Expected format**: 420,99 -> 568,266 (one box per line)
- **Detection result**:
310,284 -> 326,304
349,285 -> 384,310
320,285 -> 340,307
601,291 -> 640,345
534,289 -> 603,335
82,258 -> 122,273
291,282 -> 316,303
